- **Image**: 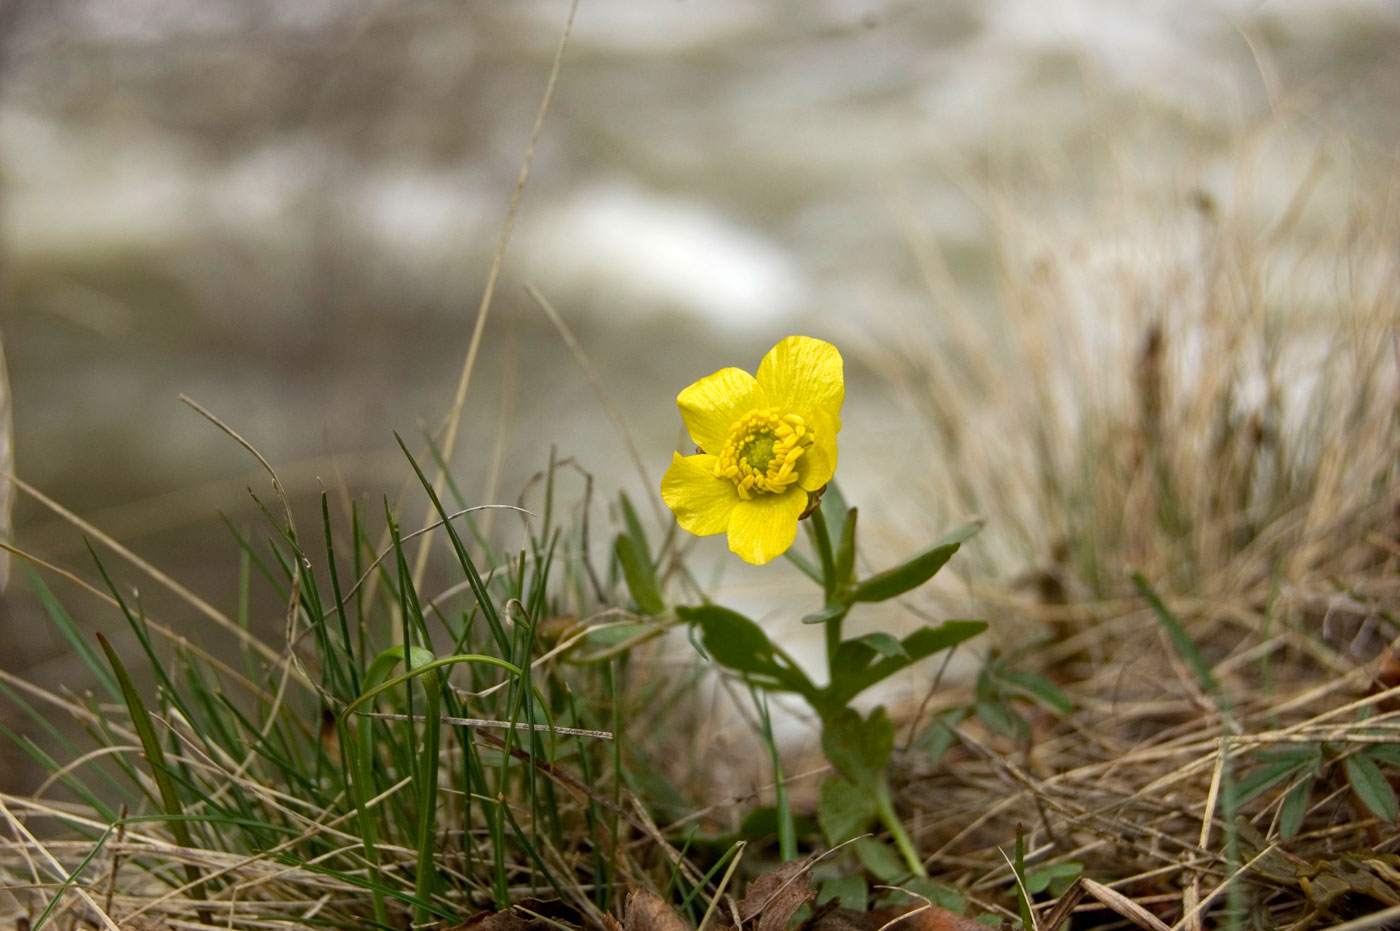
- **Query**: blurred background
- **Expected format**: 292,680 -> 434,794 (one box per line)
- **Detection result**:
2,0 -> 1398,787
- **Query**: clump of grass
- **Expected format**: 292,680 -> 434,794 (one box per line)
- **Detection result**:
0,431 -> 707,930
856,123 -> 1400,926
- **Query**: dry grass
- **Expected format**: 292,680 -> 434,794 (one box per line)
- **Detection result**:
858,117 -> 1400,928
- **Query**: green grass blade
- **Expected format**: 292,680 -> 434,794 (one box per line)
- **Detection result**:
1132,572 -> 1221,698
95,633 -> 211,923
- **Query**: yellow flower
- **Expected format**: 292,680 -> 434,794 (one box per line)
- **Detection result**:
661,335 -> 844,565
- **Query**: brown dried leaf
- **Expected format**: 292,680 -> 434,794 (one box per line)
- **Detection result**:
447,911 -> 531,931
624,889 -> 690,931
867,904 -> 987,931
1376,644 -> 1400,711
737,854 -> 819,931
798,904 -> 869,931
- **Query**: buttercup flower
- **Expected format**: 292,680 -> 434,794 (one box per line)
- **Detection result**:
661,335 -> 844,565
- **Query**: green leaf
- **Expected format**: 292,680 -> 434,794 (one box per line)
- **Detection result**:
802,604 -> 848,626
1346,753 -> 1398,821
617,492 -> 651,563
1025,861 -> 1082,895
784,548 -> 823,585
828,621 -> 987,708
1132,572 -> 1220,697
854,836 -> 906,882
615,534 -> 664,615
850,633 -> 907,659
1236,755 -> 1312,806
822,707 -> 894,789
999,669 -> 1073,715
1280,776 -> 1313,839
834,507 -> 858,591
851,544 -> 958,603
1363,744 -> 1400,768
890,878 -> 965,914
903,620 -> 987,662
96,633 -> 210,919
914,708 -> 968,766
586,622 -> 651,645
822,482 -> 850,544
831,640 -> 878,685
818,875 -> 868,913
363,645 -> 438,691
676,605 -> 781,678
817,774 -> 877,844
975,700 -> 1028,742
849,522 -> 980,604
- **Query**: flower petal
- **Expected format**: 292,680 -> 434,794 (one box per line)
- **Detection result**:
661,452 -> 739,536
726,489 -> 808,565
799,424 -> 838,491
756,336 -> 844,423
677,367 -> 770,453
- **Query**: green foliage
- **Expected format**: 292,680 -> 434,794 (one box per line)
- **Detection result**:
886,877 -> 965,913
3,444 -> 666,927
1025,861 -> 1082,896
615,491 -> 664,615
1237,730 -> 1400,841
849,522 -> 980,604
680,491 -> 988,880
1344,752 -> 1398,821
95,632 -> 211,923
5,443 -> 999,922
818,874 -> 869,912
1011,826 -> 1034,931
817,775 -> 877,844
822,707 -> 894,789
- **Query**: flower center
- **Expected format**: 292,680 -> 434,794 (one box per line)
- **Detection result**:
714,408 -> 813,499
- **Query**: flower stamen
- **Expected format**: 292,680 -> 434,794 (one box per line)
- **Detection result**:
714,408 -> 813,500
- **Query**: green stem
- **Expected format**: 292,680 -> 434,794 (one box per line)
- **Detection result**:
348,717 -> 388,928
810,505 -> 837,603
873,778 -> 926,878
755,691 -> 797,863
413,671 -> 442,926
809,506 -> 842,673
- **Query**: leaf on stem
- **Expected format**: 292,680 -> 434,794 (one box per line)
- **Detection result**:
821,707 -> 893,789
616,533 -> 664,615
677,605 -> 780,678
818,774 -> 877,844
849,523 -> 981,604
1346,752 -> 1399,821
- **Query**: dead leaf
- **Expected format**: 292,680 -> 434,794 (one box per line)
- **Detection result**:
868,903 -> 988,931
798,903 -> 868,931
625,889 -> 689,931
800,903 -> 984,931
447,911 -> 531,931
736,855 -> 819,931
1376,644 -> 1400,711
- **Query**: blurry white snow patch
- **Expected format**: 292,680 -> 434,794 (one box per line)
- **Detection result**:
354,167 -> 492,259
0,109 -> 195,258
208,137 -> 324,227
521,181 -> 805,327
517,0 -> 766,54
